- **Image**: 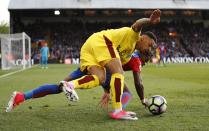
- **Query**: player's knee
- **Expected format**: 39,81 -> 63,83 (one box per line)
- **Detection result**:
88,65 -> 106,85
105,58 -> 124,74
97,74 -> 106,85
111,73 -> 124,82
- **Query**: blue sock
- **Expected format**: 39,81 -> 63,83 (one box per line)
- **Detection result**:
24,84 -> 62,100
121,92 -> 132,109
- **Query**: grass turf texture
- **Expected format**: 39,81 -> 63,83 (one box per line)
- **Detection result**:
0,64 -> 209,131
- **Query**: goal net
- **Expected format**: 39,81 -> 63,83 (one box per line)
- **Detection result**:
0,32 -> 31,70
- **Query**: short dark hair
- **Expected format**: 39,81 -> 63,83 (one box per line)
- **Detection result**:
144,31 -> 157,44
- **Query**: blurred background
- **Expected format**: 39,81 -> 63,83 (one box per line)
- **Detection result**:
1,0 -> 209,65
0,1 -> 209,130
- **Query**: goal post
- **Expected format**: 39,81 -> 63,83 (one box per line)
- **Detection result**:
0,32 -> 32,70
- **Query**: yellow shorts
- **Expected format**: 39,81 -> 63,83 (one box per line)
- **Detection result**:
80,34 -> 120,72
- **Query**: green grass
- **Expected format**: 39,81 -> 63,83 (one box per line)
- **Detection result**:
0,69 -> 19,76
0,64 -> 209,131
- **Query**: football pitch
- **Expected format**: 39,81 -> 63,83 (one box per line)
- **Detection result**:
0,64 -> 209,131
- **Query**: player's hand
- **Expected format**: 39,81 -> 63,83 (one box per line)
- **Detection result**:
98,92 -> 110,111
150,9 -> 161,24
141,98 -> 149,108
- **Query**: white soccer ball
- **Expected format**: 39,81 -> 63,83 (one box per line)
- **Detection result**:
147,95 -> 167,115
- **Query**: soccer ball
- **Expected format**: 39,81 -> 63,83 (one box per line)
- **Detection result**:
147,95 -> 167,115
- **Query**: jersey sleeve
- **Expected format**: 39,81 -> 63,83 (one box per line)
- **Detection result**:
122,57 -> 142,73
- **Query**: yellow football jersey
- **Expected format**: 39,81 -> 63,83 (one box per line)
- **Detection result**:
95,27 -> 140,64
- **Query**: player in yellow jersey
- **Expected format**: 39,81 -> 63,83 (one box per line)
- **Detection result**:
61,9 -> 161,120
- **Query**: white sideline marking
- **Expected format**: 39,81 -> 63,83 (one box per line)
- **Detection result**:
0,65 -> 38,79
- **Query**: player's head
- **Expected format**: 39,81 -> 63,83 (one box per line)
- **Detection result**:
135,31 -> 157,52
44,42 -> 47,46
135,31 -> 157,63
139,50 -> 152,65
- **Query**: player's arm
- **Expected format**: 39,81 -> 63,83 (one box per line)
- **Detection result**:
98,89 -> 110,111
131,9 -> 161,32
132,71 -> 148,107
133,71 -> 144,100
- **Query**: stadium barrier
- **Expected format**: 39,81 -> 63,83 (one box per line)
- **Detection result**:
64,57 -> 209,64
64,58 -> 80,64
163,57 -> 209,64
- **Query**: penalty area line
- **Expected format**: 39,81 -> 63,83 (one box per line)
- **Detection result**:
0,65 -> 38,79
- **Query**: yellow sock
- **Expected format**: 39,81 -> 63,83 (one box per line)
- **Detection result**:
110,73 -> 124,110
71,75 -> 99,89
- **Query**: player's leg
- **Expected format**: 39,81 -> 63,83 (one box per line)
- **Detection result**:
42,57 -> 45,68
6,84 -> 62,112
58,68 -> 85,101
62,68 -> 86,82
24,84 -> 62,99
60,64 -> 106,101
10,68 -> 86,107
40,56 -> 43,68
39,55 -> 41,67
90,36 -> 125,113
63,66 -> 105,89
121,85 -> 136,117
161,55 -> 166,66
41,56 -> 45,68
105,59 -> 137,120
61,36 -> 107,91
61,66 -> 105,102
122,83 -> 132,109
45,56 -> 48,68
93,35 -> 137,120
105,58 -> 124,111
157,55 -> 160,66
43,56 -> 47,68
102,70 -> 132,109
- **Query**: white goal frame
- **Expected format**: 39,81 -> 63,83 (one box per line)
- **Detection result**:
0,32 -> 31,70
